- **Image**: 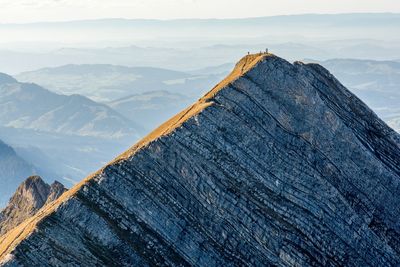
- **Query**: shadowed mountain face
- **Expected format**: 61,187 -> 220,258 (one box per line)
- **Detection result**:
0,176 -> 66,237
0,140 -> 38,207
0,54 -> 399,266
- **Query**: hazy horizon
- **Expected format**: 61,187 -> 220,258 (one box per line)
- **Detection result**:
0,12 -> 398,24
1,0 -> 400,23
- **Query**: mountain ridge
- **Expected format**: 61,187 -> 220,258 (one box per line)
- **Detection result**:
0,53 -> 269,260
1,13 -> 399,26
0,53 -> 399,266
16,63 -> 223,102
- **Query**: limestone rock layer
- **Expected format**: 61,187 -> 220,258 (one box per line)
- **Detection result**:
0,54 -> 399,267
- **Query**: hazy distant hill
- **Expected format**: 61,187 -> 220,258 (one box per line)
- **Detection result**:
313,59 -> 400,132
0,73 -> 17,84
0,14 -> 399,74
388,117 -> 400,132
1,13 -> 399,48
0,73 -> 146,189
0,125 -> 136,188
3,39 -> 399,75
0,139 -> 37,207
188,62 -> 234,76
108,90 -> 193,130
16,64 -> 224,101
0,73 -> 143,138
16,59 -> 400,133
16,64 -> 226,130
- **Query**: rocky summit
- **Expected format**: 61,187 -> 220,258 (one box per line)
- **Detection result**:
0,54 -> 399,266
0,176 -> 66,237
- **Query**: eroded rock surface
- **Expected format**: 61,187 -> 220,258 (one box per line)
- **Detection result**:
0,54 -> 399,267
0,176 -> 66,237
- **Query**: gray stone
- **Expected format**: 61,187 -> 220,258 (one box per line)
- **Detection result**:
0,54 -> 399,266
0,176 -> 66,237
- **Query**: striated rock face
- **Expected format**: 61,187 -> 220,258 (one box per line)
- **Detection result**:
0,54 -> 399,266
0,176 -> 66,237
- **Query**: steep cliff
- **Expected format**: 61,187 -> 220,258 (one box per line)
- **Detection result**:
0,176 -> 66,237
0,54 -> 399,267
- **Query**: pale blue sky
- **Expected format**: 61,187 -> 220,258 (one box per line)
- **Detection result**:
0,0 -> 399,23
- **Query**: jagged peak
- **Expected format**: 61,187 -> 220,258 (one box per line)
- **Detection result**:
0,53 -> 342,257
12,176 -> 50,208
0,177 -> 66,238
0,52 -> 399,265
114,52 -> 273,163
0,53 -> 273,257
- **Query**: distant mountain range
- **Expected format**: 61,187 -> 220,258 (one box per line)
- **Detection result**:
15,58 -> 400,133
0,125 -> 137,188
0,13 -> 399,74
308,58 -> 400,132
2,39 -> 400,75
14,64 -> 228,131
0,73 -> 146,191
0,73 -> 143,138
1,13 -> 399,48
108,90 -> 193,130
16,64 -> 225,101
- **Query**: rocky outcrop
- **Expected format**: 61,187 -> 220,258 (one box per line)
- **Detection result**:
0,54 -> 399,266
45,181 -> 67,204
0,176 -> 66,237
